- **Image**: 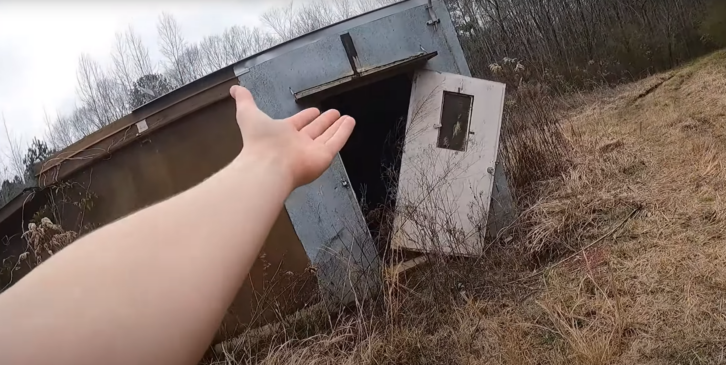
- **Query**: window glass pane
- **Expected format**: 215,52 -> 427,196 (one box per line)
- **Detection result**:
437,91 -> 473,151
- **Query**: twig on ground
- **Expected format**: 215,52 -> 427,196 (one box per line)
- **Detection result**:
511,206 -> 641,284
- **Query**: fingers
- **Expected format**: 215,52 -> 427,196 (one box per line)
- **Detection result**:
230,85 -> 257,114
315,116 -> 349,143
286,108 -> 321,130
300,109 -> 341,139
324,117 -> 356,154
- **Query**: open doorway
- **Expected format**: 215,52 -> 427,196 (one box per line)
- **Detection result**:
319,73 -> 413,255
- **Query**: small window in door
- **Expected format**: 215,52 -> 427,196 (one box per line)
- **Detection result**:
437,91 -> 473,151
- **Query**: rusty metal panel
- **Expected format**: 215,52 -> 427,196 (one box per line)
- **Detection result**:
49,98 -> 315,341
37,72 -> 239,187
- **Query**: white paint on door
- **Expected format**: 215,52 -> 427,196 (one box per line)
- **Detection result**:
392,69 -> 506,256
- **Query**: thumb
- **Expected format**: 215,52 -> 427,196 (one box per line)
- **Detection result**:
230,85 -> 258,114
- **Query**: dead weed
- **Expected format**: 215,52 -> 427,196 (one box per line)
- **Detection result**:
208,51 -> 726,365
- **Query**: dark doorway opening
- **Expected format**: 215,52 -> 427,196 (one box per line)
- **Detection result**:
320,73 -> 412,256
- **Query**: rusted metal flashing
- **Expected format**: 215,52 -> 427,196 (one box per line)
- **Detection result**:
293,52 -> 437,103
425,0 -> 441,26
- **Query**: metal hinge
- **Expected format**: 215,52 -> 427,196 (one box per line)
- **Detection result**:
426,0 -> 440,26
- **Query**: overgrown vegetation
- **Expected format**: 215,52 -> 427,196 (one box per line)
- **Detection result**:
0,180 -> 95,291
203,1 -> 726,363
207,49 -> 726,365
450,0 -> 719,89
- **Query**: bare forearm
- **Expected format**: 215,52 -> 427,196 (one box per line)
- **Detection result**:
0,154 -> 292,365
0,85 -> 354,365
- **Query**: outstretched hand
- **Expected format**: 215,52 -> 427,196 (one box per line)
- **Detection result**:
230,85 -> 355,189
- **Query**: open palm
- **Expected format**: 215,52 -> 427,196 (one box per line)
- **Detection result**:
230,85 -> 355,188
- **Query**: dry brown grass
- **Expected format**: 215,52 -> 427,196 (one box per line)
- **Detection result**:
207,51 -> 726,365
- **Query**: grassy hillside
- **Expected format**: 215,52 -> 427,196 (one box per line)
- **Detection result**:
208,51 -> 726,365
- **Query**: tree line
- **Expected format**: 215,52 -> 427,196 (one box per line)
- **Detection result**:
0,115 -> 54,206
447,0 -> 725,90
443,0 -> 724,200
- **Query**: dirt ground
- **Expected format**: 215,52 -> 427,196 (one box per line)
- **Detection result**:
210,51 -> 726,365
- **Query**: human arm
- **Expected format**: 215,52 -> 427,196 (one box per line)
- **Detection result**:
0,86 -> 355,365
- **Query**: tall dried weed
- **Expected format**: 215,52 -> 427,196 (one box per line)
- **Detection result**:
210,52 -> 726,365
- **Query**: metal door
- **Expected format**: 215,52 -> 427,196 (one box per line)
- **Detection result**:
392,69 -> 506,256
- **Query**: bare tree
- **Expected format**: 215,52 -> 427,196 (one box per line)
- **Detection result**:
158,12 -> 190,87
221,26 -> 250,61
44,110 -> 75,151
1,113 -> 26,182
261,3 -> 297,41
68,107 -> 97,142
355,0 -> 397,13
111,32 -> 135,99
76,55 -> 126,129
124,27 -> 154,78
94,77 -> 127,122
220,25 -> 278,61
76,55 -> 108,129
111,26 -> 154,100
248,27 -> 279,54
444,0 -> 712,90
262,0 -> 398,44
200,34 -> 230,73
180,44 -> 205,81
331,0 -> 356,20
45,54 -> 126,150
293,0 -> 340,36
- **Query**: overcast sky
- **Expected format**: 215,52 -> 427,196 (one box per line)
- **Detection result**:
0,1 -> 285,167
